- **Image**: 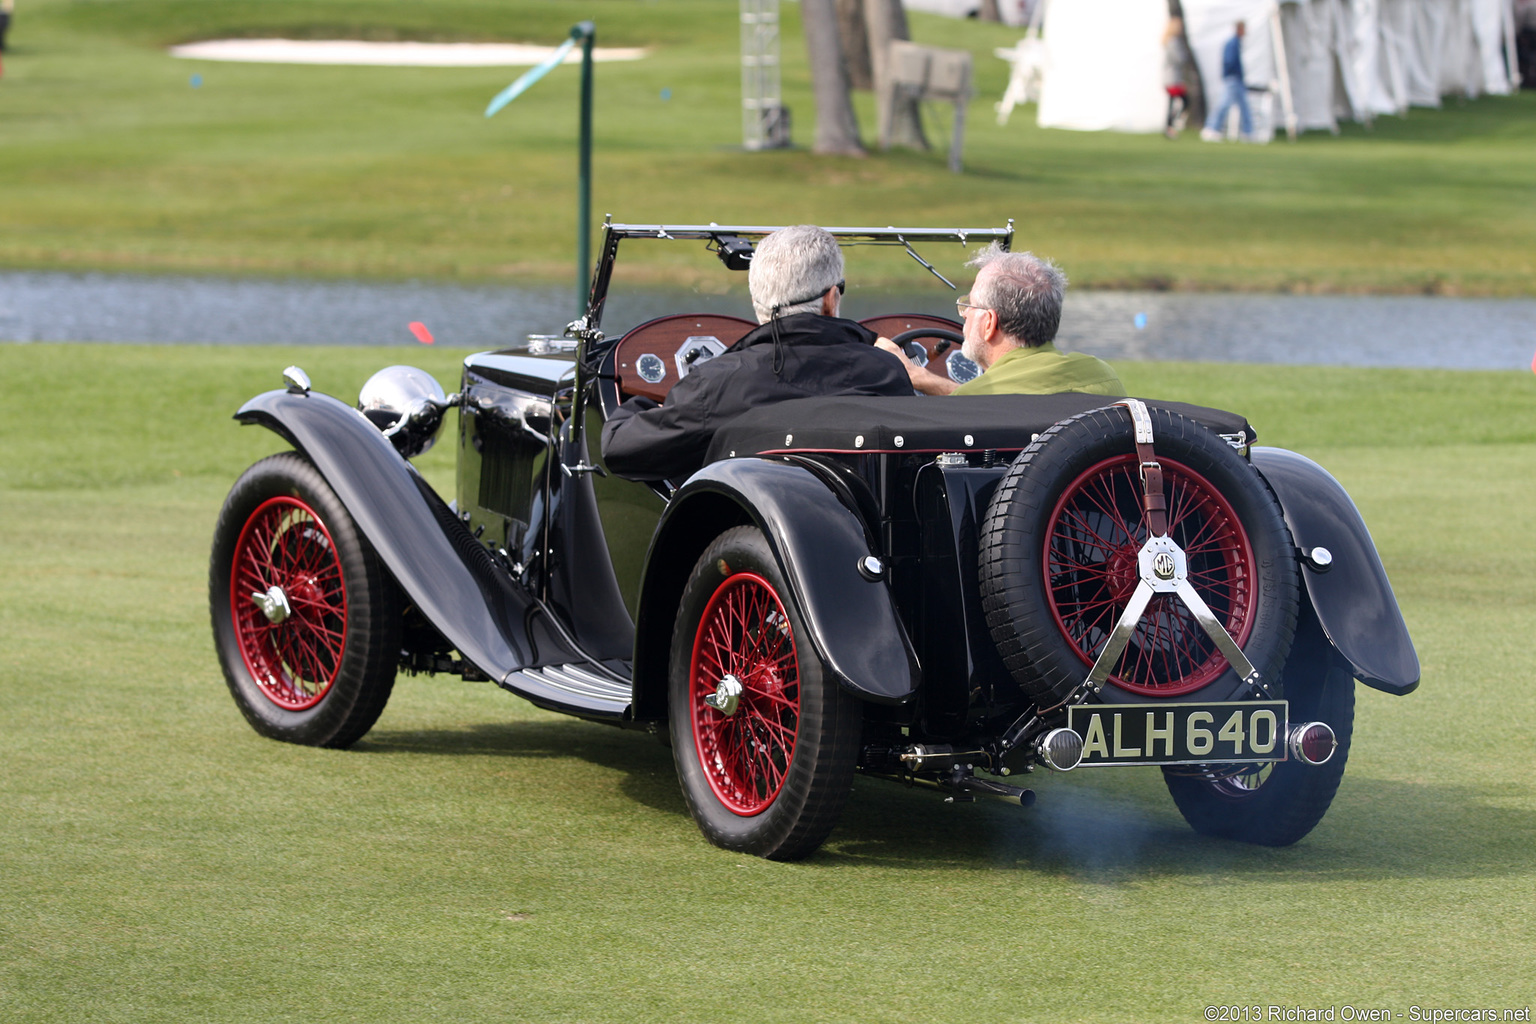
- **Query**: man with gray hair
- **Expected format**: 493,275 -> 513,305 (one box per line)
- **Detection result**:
601,225 -> 912,482
878,245 -> 1124,397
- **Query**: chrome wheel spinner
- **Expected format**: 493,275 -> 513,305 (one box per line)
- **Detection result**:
251,585 -> 293,625
703,674 -> 743,717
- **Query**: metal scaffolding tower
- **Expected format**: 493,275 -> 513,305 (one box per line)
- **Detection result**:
741,0 -> 791,149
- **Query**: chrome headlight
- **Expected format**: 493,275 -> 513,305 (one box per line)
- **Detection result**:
358,365 -> 449,458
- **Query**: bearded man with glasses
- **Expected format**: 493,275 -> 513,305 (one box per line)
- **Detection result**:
877,245 -> 1125,398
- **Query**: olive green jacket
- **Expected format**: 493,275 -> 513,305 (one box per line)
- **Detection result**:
952,343 -> 1125,397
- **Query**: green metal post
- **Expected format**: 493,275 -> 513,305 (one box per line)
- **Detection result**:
483,22 -> 596,317
575,22 -> 595,314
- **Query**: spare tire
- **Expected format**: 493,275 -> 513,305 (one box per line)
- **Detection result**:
979,405 -> 1299,708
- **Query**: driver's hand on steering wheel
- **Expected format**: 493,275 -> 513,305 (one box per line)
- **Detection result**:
875,337 -> 960,396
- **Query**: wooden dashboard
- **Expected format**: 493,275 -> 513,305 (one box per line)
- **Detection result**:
607,312 -> 975,404
857,314 -> 977,386
609,314 -> 756,404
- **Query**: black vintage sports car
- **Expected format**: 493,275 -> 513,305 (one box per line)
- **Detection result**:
210,222 -> 1419,860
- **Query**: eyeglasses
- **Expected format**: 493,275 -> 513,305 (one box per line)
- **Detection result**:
835,279 -> 847,295
955,293 -> 989,315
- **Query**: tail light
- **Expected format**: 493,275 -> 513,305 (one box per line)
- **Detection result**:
1288,721 -> 1337,766
1036,727 -> 1084,772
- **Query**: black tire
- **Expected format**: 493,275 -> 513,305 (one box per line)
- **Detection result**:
1163,613 -> 1354,846
980,406 -> 1300,707
1165,663 -> 1353,845
210,452 -> 401,748
668,526 -> 860,860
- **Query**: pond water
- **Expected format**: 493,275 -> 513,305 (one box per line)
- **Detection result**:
2,270 -> 1532,371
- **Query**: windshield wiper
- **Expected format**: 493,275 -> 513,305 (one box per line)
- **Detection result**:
897,234 -> 957,290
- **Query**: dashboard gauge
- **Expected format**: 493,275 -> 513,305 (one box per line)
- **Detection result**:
946,349 -> 981,384
675,336 -> 728,379
636,353 -> 666,384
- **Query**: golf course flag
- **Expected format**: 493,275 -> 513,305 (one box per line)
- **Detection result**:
483,36 -> 580,118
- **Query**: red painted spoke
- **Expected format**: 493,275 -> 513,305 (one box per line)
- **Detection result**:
230,497 -> 349,711
1061,607 -> 1118,646
1129,603 -> 1158,681
1046,456 -> 1257,697
1057,507 -> 1128,555
741,733 -> 783,786
1077,479 -> 1139,547
690,571 -> 801,816
1161,603 -> 1191,680
1171,501 -> 1225,553
1053,594 -> 1121,616
1050,545 -> 1116,571
237,549 -> 270,585
745,702 -> 796,743
316,628 -> 346,666
747,686 -> 797,712
744,618 -> 774,669
1185,563 -> 1239,582
1095,470 -> 1144,542
278,532 -> 312,575
1165,478 -> 1201,535
286,628 -> 327,683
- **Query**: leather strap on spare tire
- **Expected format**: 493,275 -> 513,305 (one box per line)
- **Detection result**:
1117,398 -> 1168,538
978,404 -> 1301,709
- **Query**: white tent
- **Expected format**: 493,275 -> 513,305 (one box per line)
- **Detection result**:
1036,0 -> 1170,130
1031,0 -> 1521,137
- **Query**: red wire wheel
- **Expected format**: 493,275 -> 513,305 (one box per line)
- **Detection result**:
211,453 -> 400,748
980,406 -> 1298,708
688,572 -> 801,815
230,496 -> 349,711
1045,454 -> 1256,697
668,525 -> 859,859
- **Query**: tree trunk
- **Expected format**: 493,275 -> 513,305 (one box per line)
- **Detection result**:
978,0 -> 1002,22
865,0 -> 929,150
836,0 -> 874,91
802,0 -> 866,155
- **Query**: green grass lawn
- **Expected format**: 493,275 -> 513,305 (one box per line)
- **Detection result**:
2,0 -> 1534,292
2,344 -> 1534,1021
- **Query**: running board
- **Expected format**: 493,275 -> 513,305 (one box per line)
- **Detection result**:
500,662 -> 632,721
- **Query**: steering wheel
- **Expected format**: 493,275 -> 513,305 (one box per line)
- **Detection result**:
889,327 -> 979,384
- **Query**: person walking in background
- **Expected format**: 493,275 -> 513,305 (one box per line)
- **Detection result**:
0,0 -> 13,79
1162,16 -> 1191,139
1202,20 -> 1252,142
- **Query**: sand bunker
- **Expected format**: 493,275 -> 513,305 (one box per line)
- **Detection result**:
169,39 -> 647,67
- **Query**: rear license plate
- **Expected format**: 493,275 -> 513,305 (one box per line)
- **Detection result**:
1067,701 -> 1289,766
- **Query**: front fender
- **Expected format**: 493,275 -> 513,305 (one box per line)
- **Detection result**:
235,388 -> 574,690
1252,446 -> 1419,695
629,458 -> 921,721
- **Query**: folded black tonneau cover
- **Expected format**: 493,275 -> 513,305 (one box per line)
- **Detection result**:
707,393 -> 1254,462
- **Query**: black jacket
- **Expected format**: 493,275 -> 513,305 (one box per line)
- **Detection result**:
600,313 -> 914,482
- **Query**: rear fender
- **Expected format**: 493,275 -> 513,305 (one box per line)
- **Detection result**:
235,388 -> 578,687
1252,446 -> 1419,695
629,458 -> 921,721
